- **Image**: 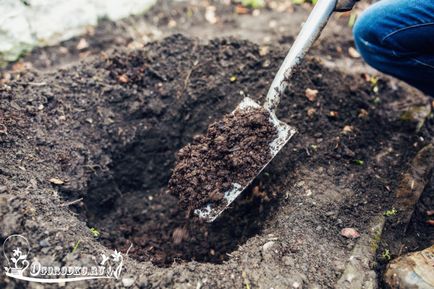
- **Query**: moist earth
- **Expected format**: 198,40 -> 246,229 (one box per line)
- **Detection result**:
0,34 -> 433,288
169,107 -> 277,214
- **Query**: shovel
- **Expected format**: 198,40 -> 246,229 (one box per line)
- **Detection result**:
195,0 -> 338,222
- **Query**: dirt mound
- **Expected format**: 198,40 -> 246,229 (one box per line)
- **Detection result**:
169,107 -> 277,214
1,34 -> 432,288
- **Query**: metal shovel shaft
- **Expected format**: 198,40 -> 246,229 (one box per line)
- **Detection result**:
264,0 -> 337,113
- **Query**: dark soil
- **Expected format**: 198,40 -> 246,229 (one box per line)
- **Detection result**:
1,33 -> 433,288
169,107 -> 277,214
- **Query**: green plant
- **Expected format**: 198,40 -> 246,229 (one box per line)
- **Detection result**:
384,208 -> 398,217
90,227 -> 100,238
369,75 -> 379,94
381,249 -> 391,261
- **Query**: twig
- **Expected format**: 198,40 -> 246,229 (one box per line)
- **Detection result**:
125,242 -> 133,256
60,198 -> 83,207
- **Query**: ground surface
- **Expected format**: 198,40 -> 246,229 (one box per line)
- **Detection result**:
0,1 -> 433,288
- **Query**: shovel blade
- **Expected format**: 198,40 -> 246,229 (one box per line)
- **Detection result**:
194,97 -> 296,222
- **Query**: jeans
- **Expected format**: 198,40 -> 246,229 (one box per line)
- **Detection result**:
353,0 -> 434,96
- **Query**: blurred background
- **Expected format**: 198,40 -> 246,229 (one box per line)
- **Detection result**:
0,0 -> 377,80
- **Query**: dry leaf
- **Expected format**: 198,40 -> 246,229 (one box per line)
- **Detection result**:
305,88 -> 318,102
49,178 -> 64,185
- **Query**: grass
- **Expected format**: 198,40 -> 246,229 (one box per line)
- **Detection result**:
72,240 -> 81,253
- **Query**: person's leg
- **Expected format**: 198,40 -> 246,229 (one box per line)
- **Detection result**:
353,0 -> 434,96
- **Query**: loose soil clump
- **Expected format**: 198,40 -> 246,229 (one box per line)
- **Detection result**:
169,107 -> 277,213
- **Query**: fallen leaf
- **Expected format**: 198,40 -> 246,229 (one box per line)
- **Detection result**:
340,228 -> 360,239
305,88 -> 318,102
49,178 -> 64,185
348,47 -> 360,58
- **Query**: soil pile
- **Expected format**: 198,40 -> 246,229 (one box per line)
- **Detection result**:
169,107 -> 277,214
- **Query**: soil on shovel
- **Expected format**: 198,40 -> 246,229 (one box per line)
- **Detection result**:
169,107 -> 277,214
1,34 -> 432,288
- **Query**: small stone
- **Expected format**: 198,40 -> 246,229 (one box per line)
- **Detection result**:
348,47 -> 361,58
307,107 -> 316,117
138,275 -> 149,287
384,245 -> 434,289
39,238 -> 50,247
282,256 -> 294,266
340,228 -> 360,239
76,38 -> 89,50
118,74 -> 129,83
342,125 -> 353,134
0,185 -> 7,193
205,6 -> 218,24
122,276 -> 135,287
305,88 -> 318,102
49,178 -> 64,185
262,241 -> 275,253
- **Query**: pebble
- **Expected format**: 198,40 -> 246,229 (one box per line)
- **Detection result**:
340,228 -> 361,239
262,241 -> 275,253
282,256 -> 295,267
122,276 -> 135,287
0,185 -> 7,193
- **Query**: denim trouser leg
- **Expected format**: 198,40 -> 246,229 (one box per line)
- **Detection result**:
353,0 -> 434,96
